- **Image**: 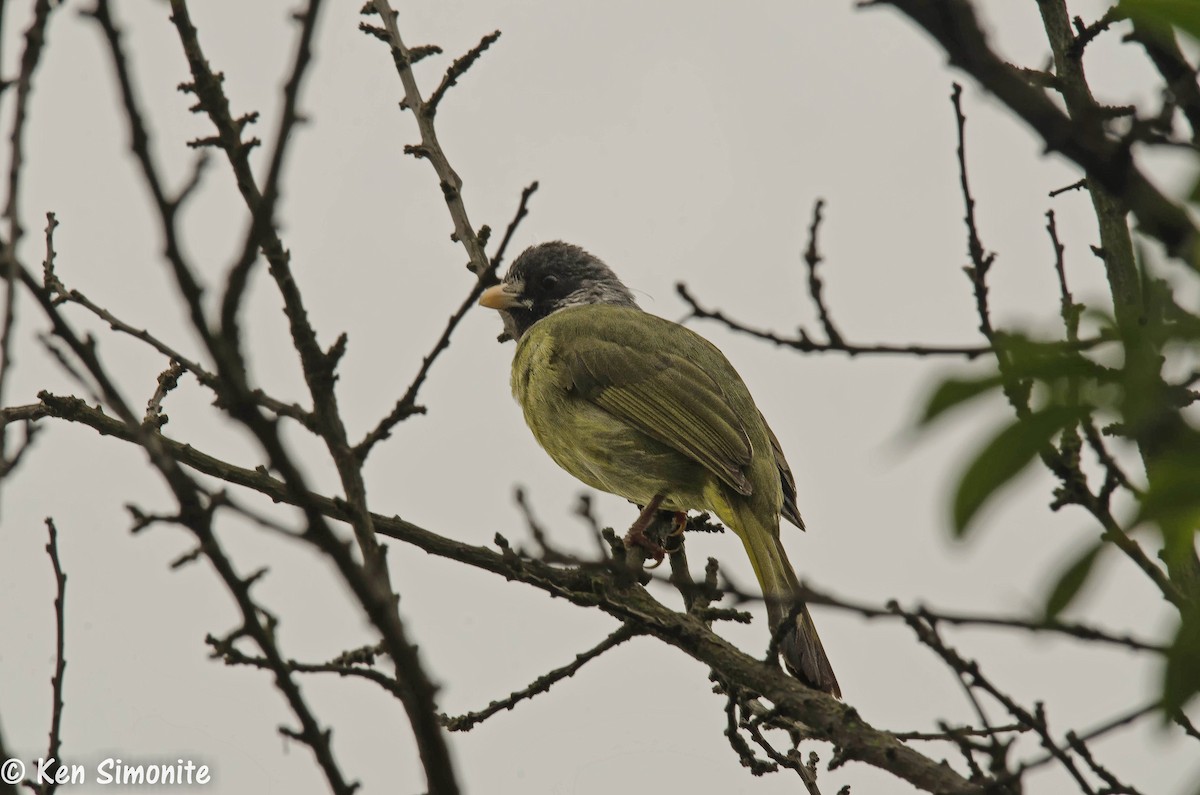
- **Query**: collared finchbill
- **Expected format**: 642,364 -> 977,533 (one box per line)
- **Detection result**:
478,241 -> 840,697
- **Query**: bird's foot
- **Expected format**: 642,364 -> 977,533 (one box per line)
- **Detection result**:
623,526 -> 667,568
624,494 -> 667,568
669,511 -> 688,537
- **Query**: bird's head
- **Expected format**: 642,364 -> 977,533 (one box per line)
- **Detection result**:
479,241 -> 639,341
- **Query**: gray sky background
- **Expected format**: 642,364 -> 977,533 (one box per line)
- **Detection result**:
2,1 -> 1197,793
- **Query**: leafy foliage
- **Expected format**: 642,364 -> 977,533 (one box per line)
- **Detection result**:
951,407 -> 1083,536
1119,0 -> 1200,43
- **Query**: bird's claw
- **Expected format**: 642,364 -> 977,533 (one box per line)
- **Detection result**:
624,526 -> 667,568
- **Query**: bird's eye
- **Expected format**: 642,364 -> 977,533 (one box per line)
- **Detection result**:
540,274 -> 559,290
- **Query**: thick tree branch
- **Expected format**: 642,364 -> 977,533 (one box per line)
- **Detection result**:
1037,0 -> 1200,608
7,391 -> 988,794
160,10 -> 460,790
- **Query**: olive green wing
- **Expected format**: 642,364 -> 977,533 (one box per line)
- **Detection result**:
556,334 -> 755,497
763,417 -> 804,530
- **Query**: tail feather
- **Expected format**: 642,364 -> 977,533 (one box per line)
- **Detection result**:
731,504 -> 841,698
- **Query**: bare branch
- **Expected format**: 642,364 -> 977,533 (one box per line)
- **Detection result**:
207,635 -> 410,704
1049,179 -> 1087,198
426,30 -> 501,118
801,198 -> 843,347
14,391 -> 982,793
143,360 -> 184,429
1047,210 -> 1080,344
187,0 -> 325,351
951,83 -> 1000,347
367,0 -> 490,276
44,250 -> 316,430
155,11 -> 461,788
0,0 -> 58,500
1013,701 -> 1159,786
489,182 -> 540,272
86,0 -> 212,349
892,723 -> 1028,742
897,612 -> 1096,793
744,721 -> 825,794
873,0 -> 1200,266
1066,7 -> 1121,61
42,518 -> 67,795
440,624 -> 640,732
677,282 -> 1008,359
356,181 -> 537,457
1127,19 -> 1200,146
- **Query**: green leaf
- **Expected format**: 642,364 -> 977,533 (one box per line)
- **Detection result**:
920,374 -> 1003,425
1163,605 -> 1200,714
1043,542 -> 1104,620
1119,0 -> 1200,42
998,337 -> 1106,382
953,407 -> 1080,537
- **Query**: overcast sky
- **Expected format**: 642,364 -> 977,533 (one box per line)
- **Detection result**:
2,1 -> 1197,793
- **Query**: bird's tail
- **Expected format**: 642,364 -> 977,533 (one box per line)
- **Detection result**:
730,503 -> 840,698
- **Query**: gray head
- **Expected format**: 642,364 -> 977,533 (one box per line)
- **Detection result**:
478,241 -> 639,341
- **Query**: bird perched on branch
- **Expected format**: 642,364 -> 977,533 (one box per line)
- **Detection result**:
479,241 -> 839,697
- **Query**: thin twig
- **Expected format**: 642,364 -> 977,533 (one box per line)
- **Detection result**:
952,83 -> 1001,348
426,30 -> 501,118
354,180 -> 538,458
0,0 -> 57,493
369,0 -> 490,276
204,489 -> 305,540
717,573 -> 1168,654
1012,700 -> 1159,782
1127,18 -> 1200,146
209,0 -> 325,352
877,0 -> 1199,265
1065,729 -> 1144,795
898,611 -> 1096,794
1049,179 -> 1087,198
42,256 -> 314,429
801,198 -> 843,347
88,0 -> 212,347
1173,709 -> 1200,742
743,721 -> 824,794
512,486 -> 578,564
488,181 -> 539,273
143,361 -> 184,429
677,283 -> 1013,359
43,518 -> 67,795
1066,7 -> 1120,60
207,635 -> 410,703
893,723 -> 1027,741
720,685 -> 777,776
1047,210 -> 1080,345
439,624 -> 640,732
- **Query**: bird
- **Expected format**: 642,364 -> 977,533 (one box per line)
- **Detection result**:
478,241 -> 840,697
